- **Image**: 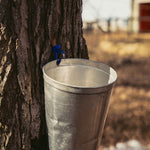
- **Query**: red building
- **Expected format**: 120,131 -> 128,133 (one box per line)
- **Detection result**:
131,0 -> 150,32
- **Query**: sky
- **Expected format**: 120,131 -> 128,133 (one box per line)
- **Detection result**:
82,0 -> 131,21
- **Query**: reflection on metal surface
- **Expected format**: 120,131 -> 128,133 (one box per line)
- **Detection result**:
43,59 -> 117,150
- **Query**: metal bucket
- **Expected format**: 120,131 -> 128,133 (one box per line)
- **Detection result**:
43,59 -> 117,150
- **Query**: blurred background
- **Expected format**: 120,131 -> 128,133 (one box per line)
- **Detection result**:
82,0 -> 150,150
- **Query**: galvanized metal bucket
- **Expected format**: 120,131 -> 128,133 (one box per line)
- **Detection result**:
43,59 -> 117,150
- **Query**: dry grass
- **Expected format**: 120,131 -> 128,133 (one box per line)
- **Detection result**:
85,31 -> 150,63
84,31 -> 150,148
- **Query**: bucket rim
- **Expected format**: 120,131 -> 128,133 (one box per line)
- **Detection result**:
42,58 -> 117,93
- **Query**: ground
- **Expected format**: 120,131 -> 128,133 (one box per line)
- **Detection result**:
83,31 -> 150,148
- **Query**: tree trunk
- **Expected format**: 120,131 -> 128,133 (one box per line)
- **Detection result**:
0,0 -> 88,150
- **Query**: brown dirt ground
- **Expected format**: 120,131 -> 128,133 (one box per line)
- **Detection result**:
84,31 -> 150,148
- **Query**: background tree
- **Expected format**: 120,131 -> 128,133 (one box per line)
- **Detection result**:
0,0 -> 88,150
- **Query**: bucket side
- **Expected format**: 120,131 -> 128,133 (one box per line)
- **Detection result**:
44,80 -> 113,150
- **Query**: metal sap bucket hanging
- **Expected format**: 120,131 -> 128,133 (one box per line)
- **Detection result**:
43,59 -> 117,150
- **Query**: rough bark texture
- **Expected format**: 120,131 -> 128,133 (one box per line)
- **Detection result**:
0,0 -> 88,150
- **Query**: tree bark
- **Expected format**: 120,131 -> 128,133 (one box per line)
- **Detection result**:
0,0 -> 88,150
